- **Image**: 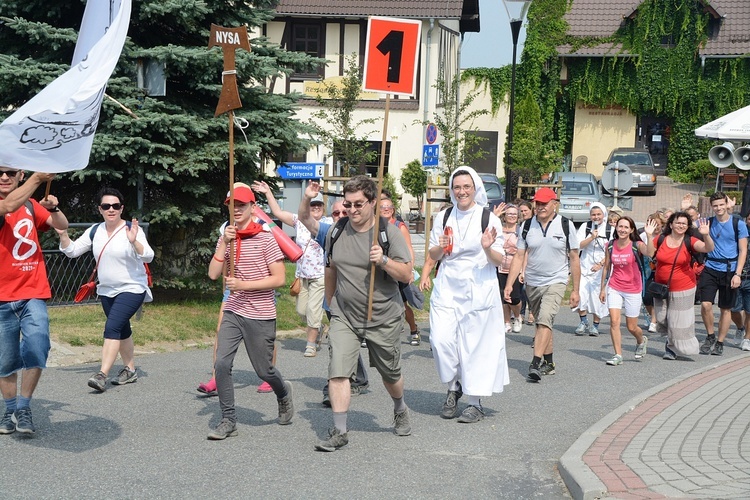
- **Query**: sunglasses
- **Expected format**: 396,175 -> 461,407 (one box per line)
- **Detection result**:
100,203 -> 123,210
331,210 -> 345,217
342,201 -> 368,210
0,170 -> 20,178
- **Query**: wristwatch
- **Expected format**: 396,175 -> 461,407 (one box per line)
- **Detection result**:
381,255 -> 389,267
48,206 -> 60,213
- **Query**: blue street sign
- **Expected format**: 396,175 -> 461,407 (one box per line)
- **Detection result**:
277,163 -> 324,179
422,144 -> 439,167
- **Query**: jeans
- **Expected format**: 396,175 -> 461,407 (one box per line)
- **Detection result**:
0,299 -> 50,377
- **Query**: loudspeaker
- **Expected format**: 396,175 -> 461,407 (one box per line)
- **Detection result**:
709,142 -> 736,168
733,145 -> 750,171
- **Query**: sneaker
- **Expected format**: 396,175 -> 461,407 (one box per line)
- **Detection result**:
13,408 -> 35,435
635,336 -> 648,360
742,338 -> 750,351
735,328 -> 745,346
257,381 -> 273,393
0,410 -> 15,434
528,363 -> 542,382
505,322 -> 512,333
588,324 -> 600,337
575,322 -> 587,336
393,407 -> 412,436
410,332 -> 421,346
606,354 -> 623,366
512,318 -> 523,333
663,341 -> 677,360
207,418 -> 237,440
648,322 -> 657,333
87,371 -> 107,392
712,342 -> 724,356
457,405 -> 485,423
111,367 -> 137,385
322,393 -> 331,408
277,381 -> 294,425
304,345 -> 317,357
700,335 -> 716,355
315,428 -> 349,452
441,384 -> 463,419
540,360 -> 556,375
350,384 -> 362,397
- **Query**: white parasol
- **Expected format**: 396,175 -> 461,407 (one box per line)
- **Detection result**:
695,104 -> 750,140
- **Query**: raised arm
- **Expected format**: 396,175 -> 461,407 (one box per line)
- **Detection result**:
0,172 -> 55,216
298,180 -> 322,238
251,180 -> 295,227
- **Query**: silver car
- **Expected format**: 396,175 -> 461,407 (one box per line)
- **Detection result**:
552,172 -> 603,223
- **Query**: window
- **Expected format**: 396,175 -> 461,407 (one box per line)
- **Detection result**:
289,22 -> 324,79
561,182 -> 594,196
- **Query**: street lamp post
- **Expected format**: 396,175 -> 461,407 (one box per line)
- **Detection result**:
502,0 -> 531,200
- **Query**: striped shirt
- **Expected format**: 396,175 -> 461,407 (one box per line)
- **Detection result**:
216,231 -> 284,320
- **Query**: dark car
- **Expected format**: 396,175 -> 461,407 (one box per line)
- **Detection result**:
478,173 -> 505,210
603,148 -> 658,196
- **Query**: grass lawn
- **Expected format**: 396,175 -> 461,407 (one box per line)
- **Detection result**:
49,263 -> 432,347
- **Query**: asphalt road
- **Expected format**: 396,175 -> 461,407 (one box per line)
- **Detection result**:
1,306 -> 743,499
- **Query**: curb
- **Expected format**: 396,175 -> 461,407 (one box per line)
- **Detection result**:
558,355 -> 746,500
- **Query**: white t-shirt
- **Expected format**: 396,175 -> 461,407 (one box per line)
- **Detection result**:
517,215 -> 579,286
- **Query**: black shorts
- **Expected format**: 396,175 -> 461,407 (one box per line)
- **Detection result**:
697,266 -> 737,310
497,272 -> 521,305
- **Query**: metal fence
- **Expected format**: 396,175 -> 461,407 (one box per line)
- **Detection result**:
44,222 -> 149,307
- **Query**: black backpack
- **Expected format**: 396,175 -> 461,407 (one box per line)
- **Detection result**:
441,206 -> 491,234
520,214 -> 572,253
585,221 -> 614,241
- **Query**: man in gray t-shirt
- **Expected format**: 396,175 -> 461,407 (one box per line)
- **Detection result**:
314,176 -> 413,452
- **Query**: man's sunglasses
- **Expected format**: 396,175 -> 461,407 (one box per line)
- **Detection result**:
100,203 -> 123,210
331,210 -> 346,217
0,170 -> 20,178
342,201 -> 368,209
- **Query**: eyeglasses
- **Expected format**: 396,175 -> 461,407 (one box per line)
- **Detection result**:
505,213 -> 519,217
380,205 -> 394,211
331,210 -> 345,217
342,201 -> 369,210
100,203 -> 123,210
0,170 -> 20,178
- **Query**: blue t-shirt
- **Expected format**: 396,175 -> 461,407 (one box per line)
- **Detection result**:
705,216 -> 749,273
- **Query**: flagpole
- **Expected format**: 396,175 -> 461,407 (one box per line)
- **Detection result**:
228,110 -> 235,278
43,181 -> 52,201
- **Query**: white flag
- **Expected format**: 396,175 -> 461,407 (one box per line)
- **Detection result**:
0,0 -> 132,173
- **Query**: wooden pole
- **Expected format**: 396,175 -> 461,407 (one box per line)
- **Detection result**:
43,180 -> 52,200
367,93 -> 391,320
228,110 -> 235,278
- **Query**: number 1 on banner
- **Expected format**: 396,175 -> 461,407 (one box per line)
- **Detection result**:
363,17 -> 421,96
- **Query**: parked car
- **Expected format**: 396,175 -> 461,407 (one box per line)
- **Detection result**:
478,173 -> 505,210
552,172 -> 603,223
602,148 -> 658,196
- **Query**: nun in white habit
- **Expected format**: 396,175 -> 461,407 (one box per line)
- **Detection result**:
427,166 -> 510,424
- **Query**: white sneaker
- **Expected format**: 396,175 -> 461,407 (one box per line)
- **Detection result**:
575,323 -> 588,336
648,322 -> 657,333
735,328 -> 745,346
512,318 -> 522,333
505,323 -> 511,333
741,339 -> 750,351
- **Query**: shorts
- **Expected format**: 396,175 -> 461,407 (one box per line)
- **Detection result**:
0,299 -> 51,377
100,292 -> 147,340
732,278 -> 750,313
525,283 -> 567,330
295,277 -> 325,329
497,272 -> 521,305
607,288 -> 642,318
697,267 -> 737,310
328,314 -> 402,384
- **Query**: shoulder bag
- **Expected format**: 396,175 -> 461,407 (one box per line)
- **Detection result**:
74,224 -> 127,303
647,236 -> 683,301
289,240 -> 311,297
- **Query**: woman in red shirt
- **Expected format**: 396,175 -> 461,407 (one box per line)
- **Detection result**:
646,212 -> 713,360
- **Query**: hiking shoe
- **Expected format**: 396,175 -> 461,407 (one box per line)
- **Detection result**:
87,371 -> 107,392
512,318 -> 523,333
457,405 -> 485,424
575,322 -> 587,336
441,384 -> 463,419
393,407 -> 412,436
635,337 -> 648,360
742,339 -> 750,351
528,363 -> 542,382
588,324 -> 600,337
277,381 -> 294,425
540,360 -> 556,375
410,333 -> 421,346
304,345 -> 317,357
257,381 -> 273,393
13,408 -> 35,435
111,367 -> 137,385
207,418 -> 237,440
350,384 -> 363,397
315,428 -> 348,452
663,341 -> 677,360
712,342 -> 724,356
648,322 -> 657,333
322,393 -> 331,408
0,410 -> 15,434
606,354 -> 623,366
700,335 -> 716,355
735,328 -> 745,346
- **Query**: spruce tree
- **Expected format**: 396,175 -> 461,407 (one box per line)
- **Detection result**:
0,0 -> 320,287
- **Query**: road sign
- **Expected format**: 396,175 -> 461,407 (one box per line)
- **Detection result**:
426,123 -> 438,145
277,163 -> 324,179
363,17 -> 422,96
422,144 -> 439,167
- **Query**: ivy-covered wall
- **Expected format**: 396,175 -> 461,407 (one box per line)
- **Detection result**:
465,0 -> 750,180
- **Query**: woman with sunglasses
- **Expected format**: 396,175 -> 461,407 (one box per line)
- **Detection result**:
57,188 -> 154,392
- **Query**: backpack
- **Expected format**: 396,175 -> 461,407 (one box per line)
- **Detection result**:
520,214 -> 572,253
607,241 -> 648,297
442,206 -> 491,234
585,221 -> 614,241
89,222 -> 153,287
655,233 -> 702,277
0,200 -> 34,230
325,216 -> 391,274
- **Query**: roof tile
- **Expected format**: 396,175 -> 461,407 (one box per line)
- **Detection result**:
274,0 -> 465,19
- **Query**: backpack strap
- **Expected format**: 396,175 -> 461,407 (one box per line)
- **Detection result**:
560,215 -> 571,253
0,200 -> 34,230
521,218 -> 533,242
326,216 -> 391,269
442,206 -> 453,229
481,207 -> 490,234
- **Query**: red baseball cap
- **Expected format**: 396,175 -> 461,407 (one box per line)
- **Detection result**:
225,184 -> 255,204
532,187 -> 558,203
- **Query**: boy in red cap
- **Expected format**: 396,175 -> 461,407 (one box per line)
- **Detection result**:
205,182 -> 294,439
